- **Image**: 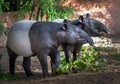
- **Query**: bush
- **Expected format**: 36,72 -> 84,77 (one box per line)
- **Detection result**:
56,46 -> 106,75
73,47 -> 105,71
0,21 -> 6,36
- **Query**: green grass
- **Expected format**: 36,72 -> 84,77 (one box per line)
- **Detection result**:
0,73 -> 21,80
0,21 -> 6,35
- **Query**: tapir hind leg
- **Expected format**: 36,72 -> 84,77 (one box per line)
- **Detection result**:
50,50 -> 60,73
7,46 -> 17,75
23,57 -> 33,77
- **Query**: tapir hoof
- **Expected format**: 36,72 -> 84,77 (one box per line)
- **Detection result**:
27,73 -> 34,77
42,74 -> 50,78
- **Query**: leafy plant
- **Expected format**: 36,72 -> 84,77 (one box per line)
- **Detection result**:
0,21 -> 6,35
1,0 -> 74,21
17,0 -> 33,18
73,46 -> 105,71
15,0 -> 74,21
37,0 -> 74,21
0,0 -> 9,13
57,46 -> 105,75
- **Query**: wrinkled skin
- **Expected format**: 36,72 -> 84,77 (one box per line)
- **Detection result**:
6,20 -> 93,78
53,13 -> 110,72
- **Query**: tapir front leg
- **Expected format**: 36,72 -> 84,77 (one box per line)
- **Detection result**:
37,53 -> 49,78
62,44 -> 74,72
62,44 -> 74,63
73,44 -> 82,61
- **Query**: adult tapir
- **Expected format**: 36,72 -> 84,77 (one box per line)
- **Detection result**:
53,13 -> 110,72
6,20 -> 94,77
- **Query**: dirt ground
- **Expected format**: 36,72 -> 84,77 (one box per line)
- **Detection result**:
0,36 -> 120,84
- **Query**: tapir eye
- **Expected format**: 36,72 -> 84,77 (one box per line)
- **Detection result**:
78,30 -> 82,34
96,27 -> 101,30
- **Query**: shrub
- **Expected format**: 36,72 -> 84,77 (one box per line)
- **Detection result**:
0,21 -> 6,36
56,46 -> 106,75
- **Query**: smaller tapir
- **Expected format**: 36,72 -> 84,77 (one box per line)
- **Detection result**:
68,13 -> 110,62
71,13 -> 110,36
6,20 -> 94,77
53,13 -> 110,72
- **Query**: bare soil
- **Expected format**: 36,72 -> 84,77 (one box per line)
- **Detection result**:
0,36 -> 120,84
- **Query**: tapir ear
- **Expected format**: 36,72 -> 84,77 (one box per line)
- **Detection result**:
63,19 -> 71,23
86,13 -> 90,19
63,19 -> 68,23
78,15 -> 84,23
61,23 -> 68,31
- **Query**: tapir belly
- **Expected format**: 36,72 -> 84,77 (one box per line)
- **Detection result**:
7,20 -> 36,57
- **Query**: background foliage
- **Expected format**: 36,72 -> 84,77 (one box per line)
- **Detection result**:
0,0 -> 74,35
1,0 -> 74,21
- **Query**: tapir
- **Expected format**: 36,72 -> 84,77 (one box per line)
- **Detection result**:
53,13 -> 110,72
6,20 -> 94,77
68,13 -> 110,62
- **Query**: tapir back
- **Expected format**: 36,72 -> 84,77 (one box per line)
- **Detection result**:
7,20 -> 36,56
